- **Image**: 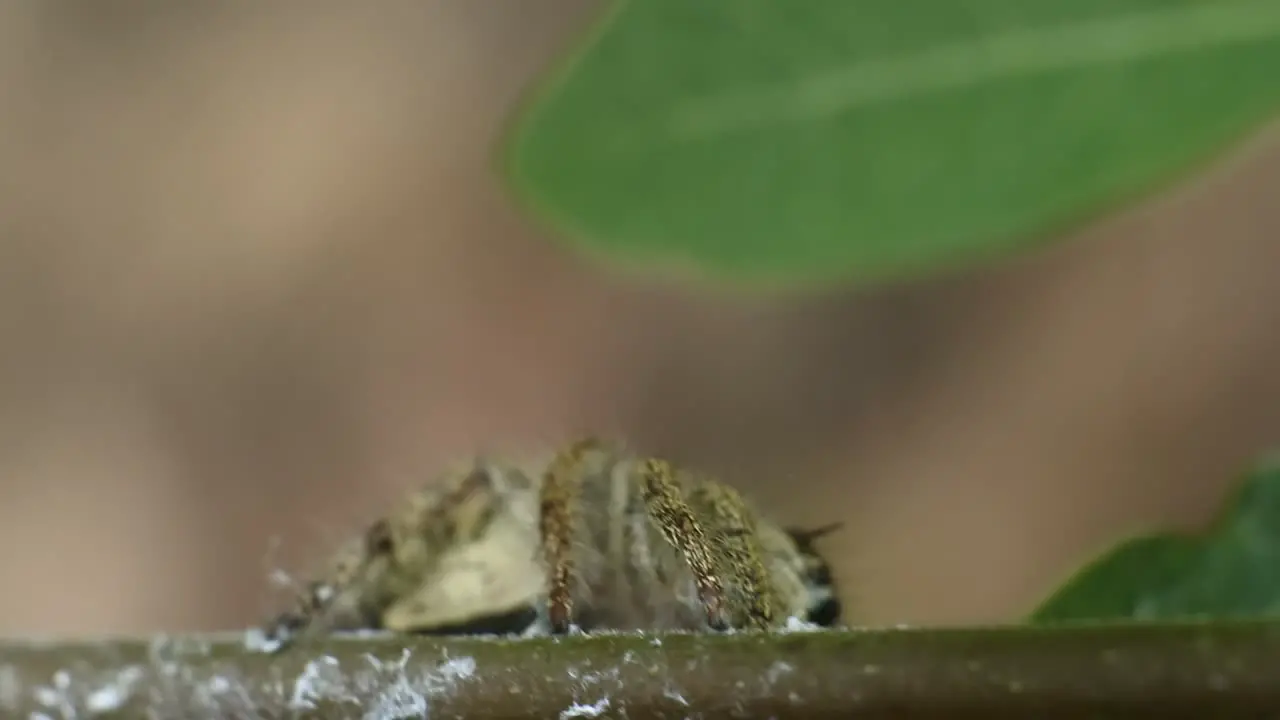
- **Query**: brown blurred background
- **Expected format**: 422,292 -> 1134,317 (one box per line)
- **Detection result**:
1,2 -> 1279,636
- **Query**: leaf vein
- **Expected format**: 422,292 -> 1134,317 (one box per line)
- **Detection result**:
668,1 -> 1280,139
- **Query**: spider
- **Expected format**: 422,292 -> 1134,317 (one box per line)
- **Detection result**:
260,437 -> 842,651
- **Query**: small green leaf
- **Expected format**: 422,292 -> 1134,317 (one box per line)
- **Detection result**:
1031,459 -> 1280,623
505,0 -> 1280,286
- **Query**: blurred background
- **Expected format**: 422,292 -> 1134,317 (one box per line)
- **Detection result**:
2,2 -> 1279,636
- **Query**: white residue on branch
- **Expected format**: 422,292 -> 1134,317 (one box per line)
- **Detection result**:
283,647 -> 478,720
84,665 -> 145,714
560,696 -> 611,718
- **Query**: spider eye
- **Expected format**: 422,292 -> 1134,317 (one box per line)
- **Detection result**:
806,595 -> 842,627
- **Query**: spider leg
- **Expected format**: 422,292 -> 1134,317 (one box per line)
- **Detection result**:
637,458 -> 729,630
688,479 -> 775,629
263,518 -> 395,652
539,437 -> 601,634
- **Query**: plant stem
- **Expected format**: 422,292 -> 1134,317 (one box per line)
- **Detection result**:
2,620 -> 1279,718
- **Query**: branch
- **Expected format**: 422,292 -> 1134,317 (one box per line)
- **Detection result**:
2,621 -> 1278,718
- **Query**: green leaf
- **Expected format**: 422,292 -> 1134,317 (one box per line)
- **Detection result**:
505,0 -> 1280,286
1031,459 -> 1280,623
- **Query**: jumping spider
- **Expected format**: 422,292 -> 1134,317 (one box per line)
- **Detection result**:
262,437 -> 842,651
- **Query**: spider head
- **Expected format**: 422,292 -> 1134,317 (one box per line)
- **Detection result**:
785,522 -> 844,627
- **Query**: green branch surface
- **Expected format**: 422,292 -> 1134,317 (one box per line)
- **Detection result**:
2,621 -> 1279,718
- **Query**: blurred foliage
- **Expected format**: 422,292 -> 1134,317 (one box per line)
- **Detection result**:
503,0 -> 1280,633
1032,460 -> 1280,623
505,0 -> 1280,286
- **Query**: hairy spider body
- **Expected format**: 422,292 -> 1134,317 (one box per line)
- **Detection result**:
262,438 -> 842,651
